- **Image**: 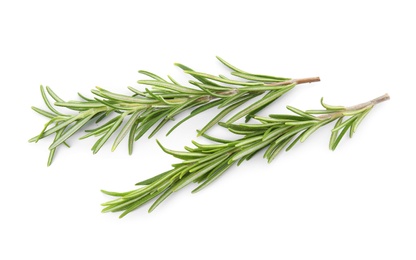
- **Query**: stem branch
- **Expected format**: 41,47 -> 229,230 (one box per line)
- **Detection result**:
318,93 -> 390,119
218,76 -> 321,96
344,93 -> 390,111
266,77 -> 321,86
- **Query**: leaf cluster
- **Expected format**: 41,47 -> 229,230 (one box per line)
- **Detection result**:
30,57 -> 297,165
101,96 -> 378,218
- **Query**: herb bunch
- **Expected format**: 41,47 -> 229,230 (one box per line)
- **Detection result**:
102,94 -> 389,218
29,57 -> 319,165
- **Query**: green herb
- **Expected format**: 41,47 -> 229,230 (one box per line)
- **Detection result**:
29,57 -> 319,166
101,94 -> 389,218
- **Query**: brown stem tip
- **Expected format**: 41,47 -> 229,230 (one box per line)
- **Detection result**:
295,77 -> 321,85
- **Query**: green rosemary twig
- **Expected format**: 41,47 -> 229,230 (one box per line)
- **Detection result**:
101,94 -> 389,218
29,57 -> 319,166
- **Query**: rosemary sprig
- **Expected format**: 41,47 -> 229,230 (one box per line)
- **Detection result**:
29,57 -> 319,166
101,94 -> 390,218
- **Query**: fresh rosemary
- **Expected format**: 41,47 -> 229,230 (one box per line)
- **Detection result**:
101,94 -> 389,218
29,57 -> 319,165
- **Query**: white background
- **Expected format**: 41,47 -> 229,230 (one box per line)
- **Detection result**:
1,1 -> 415,259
